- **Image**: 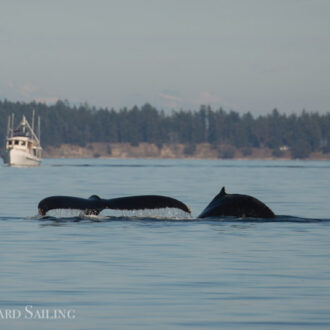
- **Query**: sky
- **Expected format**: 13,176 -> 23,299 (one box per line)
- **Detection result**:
1,0 -> 330,115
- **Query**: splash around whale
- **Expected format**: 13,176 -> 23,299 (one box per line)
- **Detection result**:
38,187 -> 275,219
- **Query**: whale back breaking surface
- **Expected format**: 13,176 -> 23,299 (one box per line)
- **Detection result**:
198,187 -> 275,219
38,195 -> 191,216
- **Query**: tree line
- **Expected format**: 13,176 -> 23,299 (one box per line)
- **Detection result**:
0,99 -> 329,158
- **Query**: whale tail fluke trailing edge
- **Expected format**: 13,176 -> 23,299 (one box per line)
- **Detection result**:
38,195 -> 191,216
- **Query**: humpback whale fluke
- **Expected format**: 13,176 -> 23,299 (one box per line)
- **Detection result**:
198,187 -> 275,219
38,194 -> 191,216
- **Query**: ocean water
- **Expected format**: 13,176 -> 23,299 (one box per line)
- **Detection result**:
0,158 -> 330,329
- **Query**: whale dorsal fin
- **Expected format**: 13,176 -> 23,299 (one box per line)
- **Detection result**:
219,187 -> 226,196
88,195 -> 101,200
208,186 -> 227,204
202,186 -> 227,209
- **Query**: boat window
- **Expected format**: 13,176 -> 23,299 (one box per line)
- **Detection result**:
8,141 -> 12,146
21,141 -> 26,146
14,140 -> 19,145
33,149 -> 37,156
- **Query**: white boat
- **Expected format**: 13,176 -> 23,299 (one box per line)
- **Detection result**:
2,112 -> 42,167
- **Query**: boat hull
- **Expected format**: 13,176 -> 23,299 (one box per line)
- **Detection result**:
3,148 -> 41,167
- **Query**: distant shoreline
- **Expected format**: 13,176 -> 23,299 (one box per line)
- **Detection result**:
43,142 -> 330,160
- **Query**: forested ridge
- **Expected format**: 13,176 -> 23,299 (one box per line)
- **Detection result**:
0,99 -> 329,158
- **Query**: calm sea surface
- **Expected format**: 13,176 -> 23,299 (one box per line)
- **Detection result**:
1,159 -> 330,329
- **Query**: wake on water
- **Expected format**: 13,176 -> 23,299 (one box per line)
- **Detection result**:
28,208 -> 193,222
27,208 -> 330,224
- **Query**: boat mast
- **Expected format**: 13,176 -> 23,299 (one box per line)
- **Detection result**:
32,109 -> 35,133
7,116 -> 11,138
11,113 -> 15,138
22,115 -> 26,135
38,116 -> 41,141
